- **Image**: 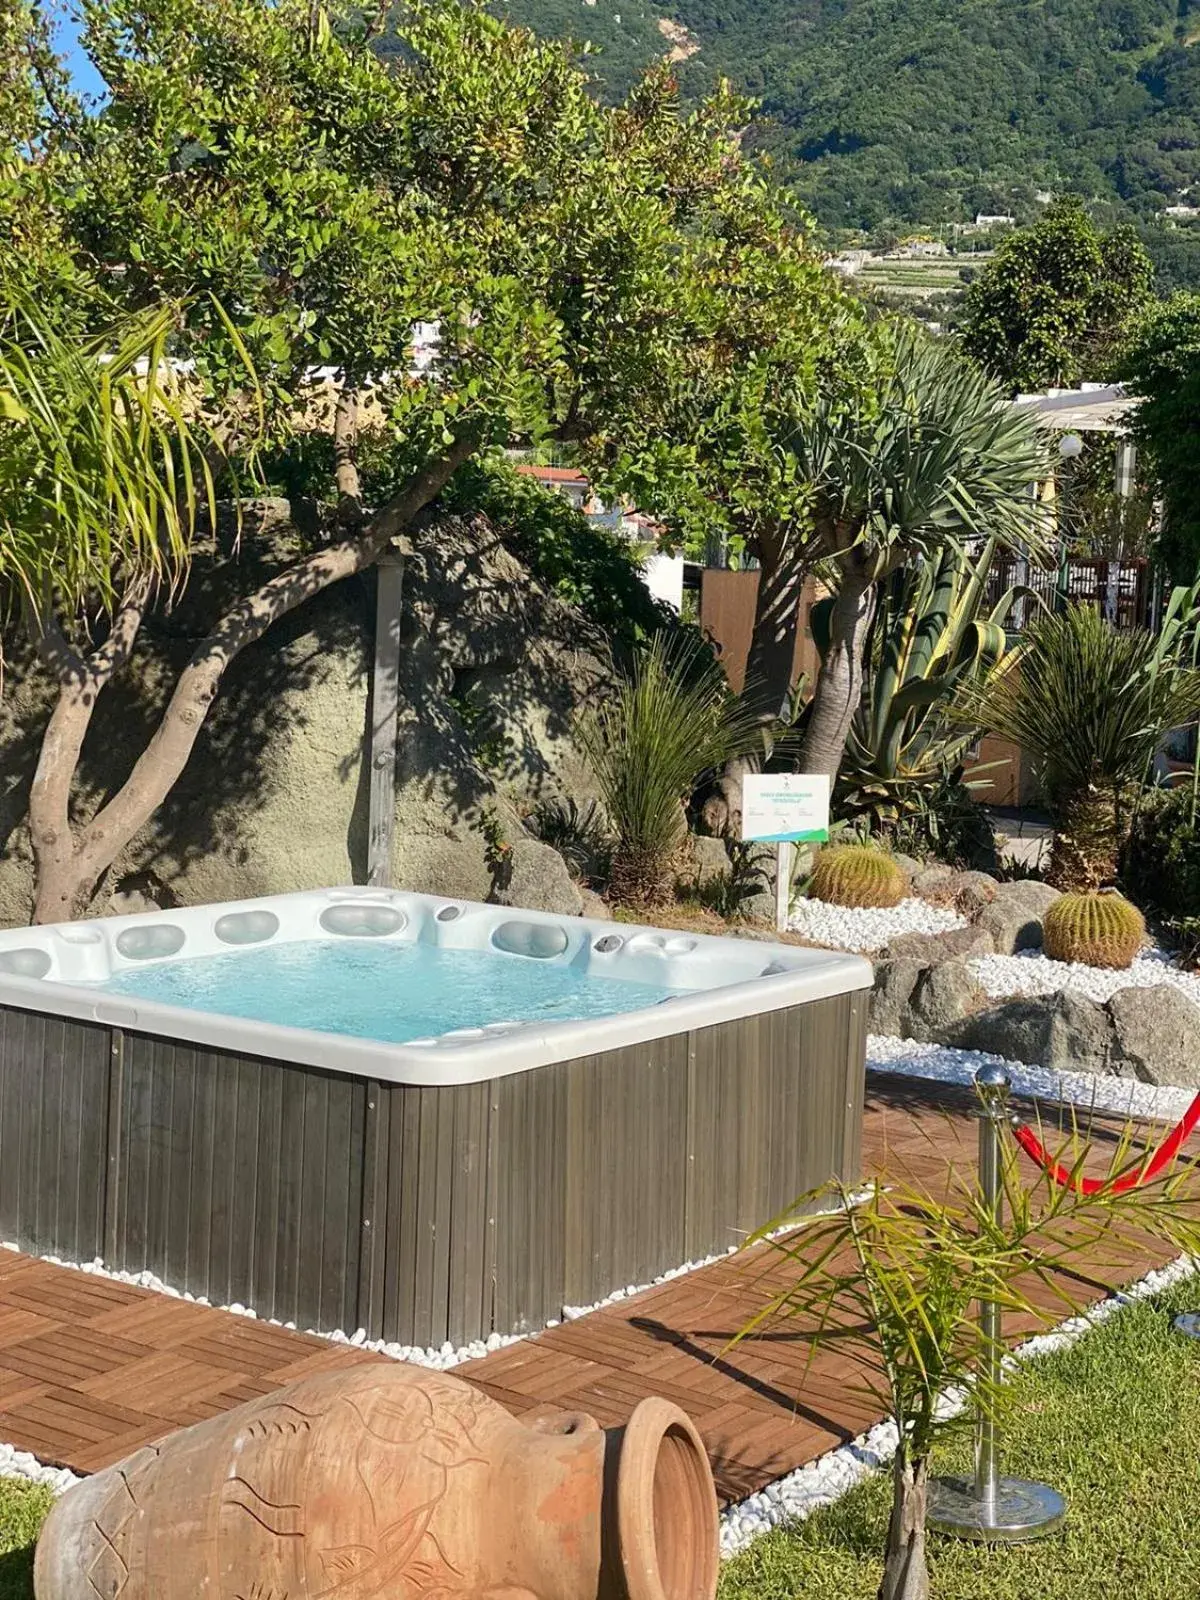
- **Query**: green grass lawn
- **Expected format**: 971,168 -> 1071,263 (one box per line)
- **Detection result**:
0,1480 -> 52,1600
721,1275 -> 1200,1600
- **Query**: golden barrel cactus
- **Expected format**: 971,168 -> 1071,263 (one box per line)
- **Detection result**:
809,845 -> 907,910
1042,891 -> 1145,970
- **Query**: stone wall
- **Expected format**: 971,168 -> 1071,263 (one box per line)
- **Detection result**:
0,502 -> 608,927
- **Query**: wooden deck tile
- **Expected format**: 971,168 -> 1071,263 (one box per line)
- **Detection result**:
0,1071 -> 1177,1505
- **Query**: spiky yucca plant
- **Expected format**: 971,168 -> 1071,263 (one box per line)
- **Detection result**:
1043,891 -> 1145,969
577,634 -> 767,907
809,844 -> 906,908
789,323 -> 1055,781
962,604 -> 1200,890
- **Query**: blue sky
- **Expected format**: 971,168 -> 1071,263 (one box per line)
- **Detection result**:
50,6 -> 108,104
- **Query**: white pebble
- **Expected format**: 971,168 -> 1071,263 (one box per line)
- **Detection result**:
867,1033 -> 1196,1123
971,947 -> 1200,1008
789,896 -> 965,953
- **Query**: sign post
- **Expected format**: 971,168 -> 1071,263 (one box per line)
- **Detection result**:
741,774 -> 831,933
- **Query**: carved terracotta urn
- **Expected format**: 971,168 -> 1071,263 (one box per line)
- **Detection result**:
34,1362 -> 719,1600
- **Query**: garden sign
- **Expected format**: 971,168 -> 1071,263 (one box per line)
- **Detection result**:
741,774 -> 831,932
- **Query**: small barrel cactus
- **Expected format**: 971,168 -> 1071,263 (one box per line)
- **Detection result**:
809,845 -> 906,909
1042,891 -> 1145,970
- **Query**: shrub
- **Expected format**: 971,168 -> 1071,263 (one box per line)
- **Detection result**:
881,769 -> 999,870
526,796 -> 613,888
1043,891 -> 1145,969
809,844 -> 907,909
1123,783 -> 1200,958
577,634 -> 766,907
961,603 -> 1200,890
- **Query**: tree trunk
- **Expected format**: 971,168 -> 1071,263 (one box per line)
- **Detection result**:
878,1452 -> 930,1600
711,527 -> 805,836
743,527 -> 806,726
25,435 -> 476,923
28,592 -> 147,923
798,550 -> 876,780
1046,785 -> 1123,890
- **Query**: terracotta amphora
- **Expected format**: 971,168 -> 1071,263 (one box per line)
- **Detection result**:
34,1362 -> 719,1600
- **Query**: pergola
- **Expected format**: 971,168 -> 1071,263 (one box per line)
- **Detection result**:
1013,382 -> 1139,494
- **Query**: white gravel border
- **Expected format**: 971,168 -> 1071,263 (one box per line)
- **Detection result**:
971,947 -> 1200,1008
866,1033 -> 1197,1124
789,896 -> 965,953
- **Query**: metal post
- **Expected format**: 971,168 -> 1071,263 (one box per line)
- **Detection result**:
366,546 -> 407,888
775,840 -> 794,934
927,1064 -> 1067,1543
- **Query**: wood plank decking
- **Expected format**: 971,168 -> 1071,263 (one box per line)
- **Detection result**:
0,1073 -> 1173,1502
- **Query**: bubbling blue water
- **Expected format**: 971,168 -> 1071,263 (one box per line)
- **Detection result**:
98,939 -> 687,1045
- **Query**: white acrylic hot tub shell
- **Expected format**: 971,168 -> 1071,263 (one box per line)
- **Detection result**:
0,887 -> 872,1086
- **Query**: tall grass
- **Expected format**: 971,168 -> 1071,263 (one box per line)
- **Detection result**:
577,634 -> 766,906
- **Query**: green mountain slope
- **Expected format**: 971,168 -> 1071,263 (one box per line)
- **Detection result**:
486,0 -> 1200,232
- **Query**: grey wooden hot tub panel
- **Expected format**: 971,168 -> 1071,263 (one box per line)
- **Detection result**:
0,991 -> 866,1348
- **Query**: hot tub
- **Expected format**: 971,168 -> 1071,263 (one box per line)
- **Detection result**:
0,888 -> 871,1348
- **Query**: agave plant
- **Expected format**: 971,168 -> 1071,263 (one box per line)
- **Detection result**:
577,633 -> 768,906
816,537 -> 1028,831
963,601 -> 1200,889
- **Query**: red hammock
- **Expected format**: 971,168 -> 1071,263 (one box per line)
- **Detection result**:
1012,1089 -> 1200,1196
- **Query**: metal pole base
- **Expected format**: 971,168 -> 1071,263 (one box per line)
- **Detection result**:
927,1475 -> 1066,1543
1173,1313 -> 1200,1339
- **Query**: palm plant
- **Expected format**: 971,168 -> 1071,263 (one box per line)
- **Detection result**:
732,1124 -> 1200,1600
0,294 -> 255,920
788,323 -> 1055,781
821,536 -> 1027,831
962,602 -> 1200,889
0,299 -> 224,621
577,633 -> 768,906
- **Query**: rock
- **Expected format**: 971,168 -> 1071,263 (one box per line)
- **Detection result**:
685,834 -> 731,889
869,959 -> 924,1036
902,960 -> 989,1043
890,853 -> 924,881
0,503 -> 613,926
577,888 -> 612,920
976,899 -> 1043,955
974,880 -> 1062,953
992,879 -> 1062,915
737,845 -> 779,923
912,864 -> 956,898
492,837 -> 583,916
937,992 -> 1117,1074
887,924 -> 996,963
952,870 -> 998,916
1109,985 -> 1200,1088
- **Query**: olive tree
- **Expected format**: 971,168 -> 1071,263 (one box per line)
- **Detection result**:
2,0 -> 806,920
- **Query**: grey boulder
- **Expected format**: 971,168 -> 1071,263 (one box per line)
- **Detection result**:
869,959 -> 925,1036
493,837 -> 583,917
887,924 -> 996,963
902,959 -> 989,1043
976,881 -> 1062,954
1109,985 -> 1200,1088
937,990 -> 1116,1074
